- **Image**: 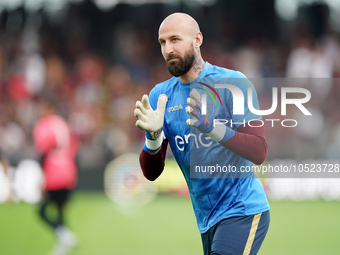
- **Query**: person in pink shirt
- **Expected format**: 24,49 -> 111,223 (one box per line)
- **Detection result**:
33,100 -> 79,255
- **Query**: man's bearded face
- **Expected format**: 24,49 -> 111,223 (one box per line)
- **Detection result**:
165,45 -> 195,77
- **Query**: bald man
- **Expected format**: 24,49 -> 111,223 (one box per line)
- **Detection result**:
158,13 -> 204,82
135,13 -> 270,255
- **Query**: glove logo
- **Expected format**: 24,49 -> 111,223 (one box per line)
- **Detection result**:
204,115 -> 210,125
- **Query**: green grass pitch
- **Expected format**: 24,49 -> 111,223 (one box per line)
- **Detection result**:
0,192 -> 339,255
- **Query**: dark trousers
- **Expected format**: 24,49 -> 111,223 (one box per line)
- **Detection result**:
39,189 -> 71,229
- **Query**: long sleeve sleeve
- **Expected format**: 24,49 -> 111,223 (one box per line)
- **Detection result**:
220,120 -> 267,165
139,139 -> 168,181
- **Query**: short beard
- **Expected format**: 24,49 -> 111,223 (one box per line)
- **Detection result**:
166,47 -> 195,77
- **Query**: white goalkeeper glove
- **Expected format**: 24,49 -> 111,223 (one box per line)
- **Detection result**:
135,94 -> 168,152
186,89 -> 235,143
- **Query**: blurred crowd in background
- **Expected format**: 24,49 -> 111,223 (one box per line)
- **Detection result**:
0,0 -> 339,189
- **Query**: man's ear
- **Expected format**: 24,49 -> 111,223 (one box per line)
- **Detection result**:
194,32 -> 203,49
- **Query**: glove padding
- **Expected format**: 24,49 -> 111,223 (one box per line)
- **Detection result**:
186,89 -> 214,134
186,89 -> 235,143
135,94 -> 168,140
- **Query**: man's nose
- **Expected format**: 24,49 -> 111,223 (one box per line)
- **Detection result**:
164,43 -> 174,55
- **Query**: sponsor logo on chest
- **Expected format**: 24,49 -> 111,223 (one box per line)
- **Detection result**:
168,105 -> 183,112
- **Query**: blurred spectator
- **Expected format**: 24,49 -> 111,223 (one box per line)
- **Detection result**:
0,111 -> 26,158
0,150 -> 13,203
234,40 -> 264,79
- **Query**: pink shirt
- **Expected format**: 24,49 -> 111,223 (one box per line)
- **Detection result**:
33,115 -> 79,191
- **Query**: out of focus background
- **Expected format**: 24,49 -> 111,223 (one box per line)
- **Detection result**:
0,0 -> 339,254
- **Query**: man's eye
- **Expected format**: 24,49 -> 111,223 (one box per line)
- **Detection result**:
160,41 -> 165,45
172,38 -> 178,42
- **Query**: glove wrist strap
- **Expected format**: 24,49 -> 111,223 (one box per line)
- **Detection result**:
144,131 -> 164,153
207,120 -> 235,143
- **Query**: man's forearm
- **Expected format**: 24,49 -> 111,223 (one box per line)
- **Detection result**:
139,139 -> 168,181
220,121 -> 267,165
